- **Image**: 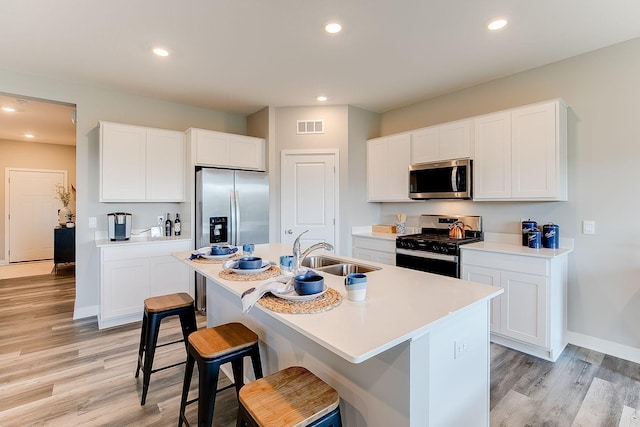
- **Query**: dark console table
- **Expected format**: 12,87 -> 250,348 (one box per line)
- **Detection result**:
54,226 -> 75,272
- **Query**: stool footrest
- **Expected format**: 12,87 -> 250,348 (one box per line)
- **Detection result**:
150,360 -> 186,375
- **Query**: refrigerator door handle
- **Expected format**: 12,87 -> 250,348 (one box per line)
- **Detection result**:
234,191 -> 240,244
229,191 -> 236,246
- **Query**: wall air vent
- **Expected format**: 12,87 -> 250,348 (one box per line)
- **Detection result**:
297,120 -> 324,134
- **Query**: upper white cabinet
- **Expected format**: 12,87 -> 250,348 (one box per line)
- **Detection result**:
367,133 -> 411,202
473,100 -> 568,201
189,128 -> 265,171
411,119 -> 472,164
100,121 -> 185,202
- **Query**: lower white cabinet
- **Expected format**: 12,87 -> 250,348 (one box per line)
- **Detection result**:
352,235 -> 396,265
461,248 -> 568,361
99,240 -> 192,329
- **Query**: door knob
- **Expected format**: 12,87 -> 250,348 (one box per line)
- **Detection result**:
286,229 -> 293,234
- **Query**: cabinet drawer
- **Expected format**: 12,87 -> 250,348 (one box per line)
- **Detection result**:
353,236 -> 396,253
102,240 -> 191,262
462,250 -> 548,276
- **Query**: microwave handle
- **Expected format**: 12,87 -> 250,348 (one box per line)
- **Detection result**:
451,166 -> 458,192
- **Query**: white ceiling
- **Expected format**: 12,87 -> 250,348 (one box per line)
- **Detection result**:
1,0 -> 640,144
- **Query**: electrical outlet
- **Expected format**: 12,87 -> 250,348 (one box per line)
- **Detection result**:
88,217 -> 97,229
454,338 -> 469,360
157,216 -> 164,226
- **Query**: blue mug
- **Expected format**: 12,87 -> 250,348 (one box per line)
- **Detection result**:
242,243 -> 255,255
344,273 -> 367,301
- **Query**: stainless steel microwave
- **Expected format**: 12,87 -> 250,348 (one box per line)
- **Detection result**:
409,158 -> 472,199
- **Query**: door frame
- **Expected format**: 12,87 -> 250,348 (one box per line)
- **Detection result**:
280,149 -> 340,254
4,167 -> 68,264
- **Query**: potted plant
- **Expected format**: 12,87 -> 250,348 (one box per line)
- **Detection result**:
55,184 -> 74,226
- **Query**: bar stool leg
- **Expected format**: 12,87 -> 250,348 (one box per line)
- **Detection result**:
249,343 -> 263,380
231,358 -> 245,395
178,308 -> 198,350
199,360 -> 221,427
140,313 -> 161,405
178,352 -> 196,427
134,312 -> 148,378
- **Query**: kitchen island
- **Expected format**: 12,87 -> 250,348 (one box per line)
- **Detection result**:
175,243 -> 502,426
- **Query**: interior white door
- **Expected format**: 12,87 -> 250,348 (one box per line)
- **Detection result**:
281,151 -> 337,250
8,169 -> 66,262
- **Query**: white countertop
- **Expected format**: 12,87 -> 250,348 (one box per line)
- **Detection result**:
96,234 -> 191,247
174,243 -> 502,364
462,232 -> 574,258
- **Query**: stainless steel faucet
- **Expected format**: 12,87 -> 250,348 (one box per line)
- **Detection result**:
292,230 -> 334,273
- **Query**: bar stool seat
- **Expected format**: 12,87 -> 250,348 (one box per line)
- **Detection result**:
178,322 -> 263,427
135,292 -> 197,405
237,366 -> 342,427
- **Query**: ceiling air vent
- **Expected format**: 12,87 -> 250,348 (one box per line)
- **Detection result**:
297,120 -> 324,134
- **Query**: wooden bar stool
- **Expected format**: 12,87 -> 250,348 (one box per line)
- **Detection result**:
237,366 -> 342,427
178,322 -> 263,427
135,292 -> 197,405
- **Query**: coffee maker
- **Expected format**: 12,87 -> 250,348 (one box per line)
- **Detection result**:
107,212 -> 132,241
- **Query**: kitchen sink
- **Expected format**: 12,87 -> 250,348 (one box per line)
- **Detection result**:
301,255 -> 381,276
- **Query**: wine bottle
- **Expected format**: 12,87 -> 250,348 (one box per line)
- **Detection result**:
165,213 -> 172,237
174,213 -> 181,236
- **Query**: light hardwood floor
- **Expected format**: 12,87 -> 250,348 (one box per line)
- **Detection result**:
2,270 -> 640,426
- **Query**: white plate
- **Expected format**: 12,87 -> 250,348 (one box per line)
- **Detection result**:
229,261 -> 271,275
272,284 -> 328,301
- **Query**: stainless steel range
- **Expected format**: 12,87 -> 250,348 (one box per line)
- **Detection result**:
396,214 -> 483,278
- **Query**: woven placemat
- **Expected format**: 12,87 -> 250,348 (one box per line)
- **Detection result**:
192,253 -> 241,264
218,265 -> 281,281
258,288 -> 342,314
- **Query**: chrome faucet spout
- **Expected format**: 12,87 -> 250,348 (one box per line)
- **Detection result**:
292,230 -> 334,273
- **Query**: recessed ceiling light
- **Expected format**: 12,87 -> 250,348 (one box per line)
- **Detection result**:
2,106 -> 16,112
317,96 -> 328,102
325,22 -> 342,34
487,18 -> 508,31
24,133 -> 35,138
152,47 -> 169,57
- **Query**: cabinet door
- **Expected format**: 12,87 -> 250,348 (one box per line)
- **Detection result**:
146,128 -> 185,201
462,265 -> 502,333
194,129 -> 230,166
438,120 -> 471,160
500,271 -> 547,347
511,102 -> 558,199
367,134 -> 411,201
102,259 -> 149,319
149,255 -> 191,296
100,122 -> 146,201
229,135 -> 265,171
411,126 -> 439,163
473,112 -> 512,200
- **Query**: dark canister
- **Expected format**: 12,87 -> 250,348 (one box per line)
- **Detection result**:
528,229 -> 542,249
542,223 -> 559,249
521,220 -> 537,246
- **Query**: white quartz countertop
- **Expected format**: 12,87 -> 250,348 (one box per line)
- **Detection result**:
174,243 -> 502,364
96,235 -> 191,247
462,237 -> 573,259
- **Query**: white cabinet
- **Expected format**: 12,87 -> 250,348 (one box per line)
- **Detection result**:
461,248 -> 568,361
473,99 -> 567,201
411,119 -> 472,164
188,128 -> 265,171
100,121 -> 185,202
352,235 -> 396,265
99,240 -> 192,329
366,134 -> 411,202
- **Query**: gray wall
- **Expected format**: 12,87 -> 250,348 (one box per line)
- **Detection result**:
0,67 -> 247,317
0,139 -> 76,258
376,37 -> 640,352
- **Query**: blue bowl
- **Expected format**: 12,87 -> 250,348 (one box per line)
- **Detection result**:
294,272 -> 324,295
237,257 -> 263,269
211,245 -> 236,255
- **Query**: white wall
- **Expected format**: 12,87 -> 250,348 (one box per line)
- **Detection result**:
271,105 -> 379,255
376,37 -> 640,352
0,67 -> 247,318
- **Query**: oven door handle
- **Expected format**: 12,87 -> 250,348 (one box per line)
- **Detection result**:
396,248 -> 458,263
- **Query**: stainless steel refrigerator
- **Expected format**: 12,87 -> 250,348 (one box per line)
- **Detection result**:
195,167 -> 269,312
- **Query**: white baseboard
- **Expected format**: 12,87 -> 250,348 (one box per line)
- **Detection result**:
73,305 -> 99,320
567,330 -> 640,364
